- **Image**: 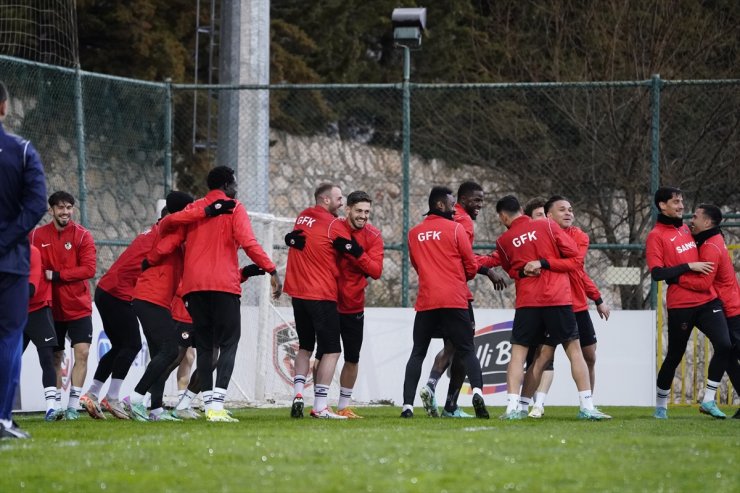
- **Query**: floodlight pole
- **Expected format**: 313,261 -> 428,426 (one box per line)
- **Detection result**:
401,45 -> 411,307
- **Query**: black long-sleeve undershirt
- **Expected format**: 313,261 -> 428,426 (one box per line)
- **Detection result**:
650,264 -> 690,281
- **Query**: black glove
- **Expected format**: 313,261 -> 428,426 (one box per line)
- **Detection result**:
50,271 -> 61,282
204,199 -> 236,217
141,259 -> 151,271
332,237 -> 363,258
284,230 -> 306,250
241,264 -> 266,278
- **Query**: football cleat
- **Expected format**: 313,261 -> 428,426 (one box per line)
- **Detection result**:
472,394 -> 490,419
441,407 -> 474,418
0,421 -> 31,440
591,407 -> 612,419
699,401 -> 726,419
101,397 -> 130,420
172,407 -> 201,420
577,408 -> 608,420
336,407 -> 363,419
64,407 -> 80,420
310,407 -> 348,419
44,408 -> 62,422
206,409 -> 239,422
400,409 -> 414,418
149,410 -> 182,422
653,407 -> 668,419
499,409 -> 524,420
123,397 -> 150,422
291,394 -> 304,418
80,393 -> 106,420
419,385 -> 439,417
528,405 -> 545,419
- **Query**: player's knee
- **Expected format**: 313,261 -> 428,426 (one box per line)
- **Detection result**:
74,346 -> 90,362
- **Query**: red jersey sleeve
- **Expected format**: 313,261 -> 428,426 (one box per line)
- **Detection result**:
158,207 -> 207,236
677,243 -> 721,292
147,226 -> 185,265
548,221 -> 580,259
355,230 -> 384,280
583,271 -> 602,301
29,245 -> 42,293
645,230 -> 665,271
456,224 -> 478,281
232,204 -> 276,273
59,229 -> 96,281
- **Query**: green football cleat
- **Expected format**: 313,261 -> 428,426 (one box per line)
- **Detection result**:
441,407 -> 474,418
653,407 -> 668,419
578,408 -> 608,420
699,401 -> 726,419
499,409 -> 523,420
419,385 -> 439,417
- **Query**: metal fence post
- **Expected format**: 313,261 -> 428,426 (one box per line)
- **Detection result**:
401,46 -> 411,307
649,73 -> 662,309
164,78 -> 173,194
74,65 -> 88,227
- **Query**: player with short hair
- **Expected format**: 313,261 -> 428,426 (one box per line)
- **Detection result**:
667,203 -> 740,418
284,183 -> 351,419
148,166 -> 282,422
420,181 -> 505,418
313,190 -> 384,418
523,197 -> 547,220
401,186 -> 489,419
31,191 -> 96,420
494,195 -> 606,420
646,187 -> 732,419
522,195 -> 611,419
0,80 -> 47,439
24,245 -> 59,421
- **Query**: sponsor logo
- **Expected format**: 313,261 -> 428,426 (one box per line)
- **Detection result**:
64,242 -> 72,250
712,309 -> 722,313
670,236 -> 678,242
44,337 -> 54,342
464,320 -> 513,395
41,243 -> 51,248
675,242 -> 696,254
295,216 -> 316,227
273,322 -> 313,388
512,231 -> 537,247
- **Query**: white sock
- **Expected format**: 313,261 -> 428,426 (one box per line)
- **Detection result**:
314,384 -> 329,411
68,386 -> 82,409
150,407 -> 164,417
178,389 -> 186,401
402,404 -> 413,412
506,393 -> 520,413
87,379 -> 104,398
0,419 -> 11,428
578,390 -> 594,411
44,386 -> 57,412
177,390 -> 196,410
202,390 -> 213,412
293,375 -> 306,396
702,380 -> 720,403
656,387 -> 670,408
472,387 -> 483,397
534,391 -> 547,408
519,396 -> 533,412
337,387 -> 353,410
55,388 -> 62,410
212,387 -> 227,412
130,391 -> 146,405
107,379 -> 123,401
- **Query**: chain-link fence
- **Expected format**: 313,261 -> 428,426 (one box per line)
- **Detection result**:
2,55 -> 738,313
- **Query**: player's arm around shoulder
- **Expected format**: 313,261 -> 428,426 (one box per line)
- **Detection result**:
59,227 -> 97,281
356,225 -> 384,280
455,223 -> 478,280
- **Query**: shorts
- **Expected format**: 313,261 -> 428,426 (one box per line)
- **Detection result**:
414,308 -> 474,353
512,306 -> 578,347
54,316 -> 93,351
176,321 -> 196,348
316,312 -> 364,363
575,310 -> 597,347
24,306 -> 57,347
292,297 -> 341,355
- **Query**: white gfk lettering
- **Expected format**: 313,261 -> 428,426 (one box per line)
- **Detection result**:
676,242 -> 696,254
295,216 -> 316,227
512,231 -> 537,247
417,231 -> 441,241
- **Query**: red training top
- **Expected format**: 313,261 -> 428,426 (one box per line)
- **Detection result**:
337,221 -> 384,314
409,214 -> 477,311
31,221 -> 96,321
97,224 -> 158,302
284,205 -> 349,302
28,244 -> 52,313
646,221 -> 716,309
495,215 -> 579,308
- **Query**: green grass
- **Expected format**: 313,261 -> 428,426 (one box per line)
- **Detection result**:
2,405 -> 738,493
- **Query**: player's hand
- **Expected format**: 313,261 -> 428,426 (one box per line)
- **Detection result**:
523,260 -> 542,276
597,303 -> 611,321
688,261 -> 713,274
204,199 -> 236,217
332,237 -> 364,258
270,271 -> 283,299
284,230 -> 306,250
241,264 -> 266,280
141,259 -> 151,271
486,269 -> 507,290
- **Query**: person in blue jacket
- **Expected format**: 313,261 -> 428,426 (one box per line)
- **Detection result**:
0,81 -> 47,439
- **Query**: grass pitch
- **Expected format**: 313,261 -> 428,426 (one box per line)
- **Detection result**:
2,405 -> 738,492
